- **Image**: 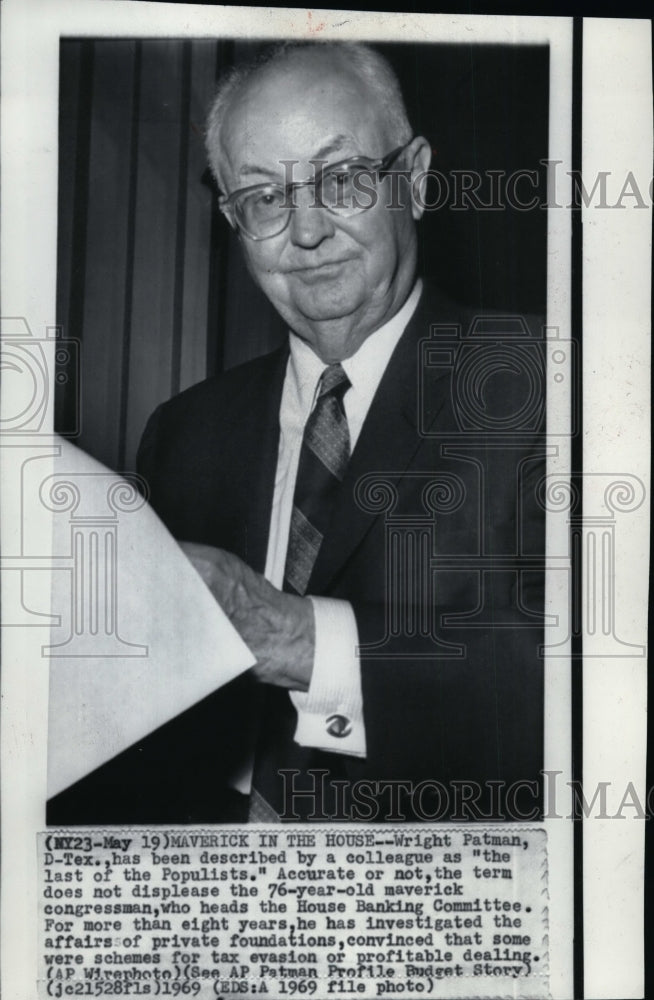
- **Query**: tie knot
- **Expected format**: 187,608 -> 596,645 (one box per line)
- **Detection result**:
318,363 -> 350,399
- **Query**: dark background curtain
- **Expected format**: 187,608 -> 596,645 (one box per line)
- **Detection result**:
56,38 -> 549,472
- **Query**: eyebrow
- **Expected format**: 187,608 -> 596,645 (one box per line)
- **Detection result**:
237,134 -> 355,182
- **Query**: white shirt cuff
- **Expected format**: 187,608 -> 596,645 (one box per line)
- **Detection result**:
289,597 -> 367,758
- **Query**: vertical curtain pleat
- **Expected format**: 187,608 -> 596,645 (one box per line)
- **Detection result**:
81,41 -> 136,470
178,41 -> 219,394
55,42 -> 83,436
123,41 -> 184,470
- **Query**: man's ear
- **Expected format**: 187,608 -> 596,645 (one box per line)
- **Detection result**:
406,136 -> 433,221
217,199 -> 238,233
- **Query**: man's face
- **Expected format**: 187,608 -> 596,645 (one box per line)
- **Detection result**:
218,53 -> 430,361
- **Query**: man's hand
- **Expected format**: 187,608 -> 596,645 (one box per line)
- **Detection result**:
179,541 -> 315,691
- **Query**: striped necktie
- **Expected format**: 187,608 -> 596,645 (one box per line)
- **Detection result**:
284,363 -> 351,595
248,363 -> 352,824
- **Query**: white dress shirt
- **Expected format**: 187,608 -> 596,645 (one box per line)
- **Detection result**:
263,280 -> 423,760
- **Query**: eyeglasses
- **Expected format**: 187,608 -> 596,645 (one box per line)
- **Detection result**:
218,143 -> 411,241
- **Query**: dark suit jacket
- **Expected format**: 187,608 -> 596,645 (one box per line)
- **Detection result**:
48,283 -> 545,824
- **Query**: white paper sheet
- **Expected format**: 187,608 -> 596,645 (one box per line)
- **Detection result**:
46,437 -> 255,797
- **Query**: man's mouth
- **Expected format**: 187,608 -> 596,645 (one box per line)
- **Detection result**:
286,259 -> 353,282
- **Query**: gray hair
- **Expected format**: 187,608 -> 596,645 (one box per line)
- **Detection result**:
205,41 -> 413,189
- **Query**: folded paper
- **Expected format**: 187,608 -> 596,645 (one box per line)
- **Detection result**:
46,438 -> 255,798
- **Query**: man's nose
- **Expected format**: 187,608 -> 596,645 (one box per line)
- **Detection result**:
288,188 -> 335,248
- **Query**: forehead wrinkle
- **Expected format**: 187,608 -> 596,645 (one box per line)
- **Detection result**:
230,133 -> 363,187
311,134 -> 357,160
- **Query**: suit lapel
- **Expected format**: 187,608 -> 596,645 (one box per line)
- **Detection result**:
307,285 -> 458,595
239,345 -> 289,574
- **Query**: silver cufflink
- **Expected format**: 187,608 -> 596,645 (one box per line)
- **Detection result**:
326,714 -> 352,738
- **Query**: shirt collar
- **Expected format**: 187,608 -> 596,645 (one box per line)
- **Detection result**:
288,279 -> 423,414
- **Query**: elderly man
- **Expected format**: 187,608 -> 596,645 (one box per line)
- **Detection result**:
50,41 -> 545,824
